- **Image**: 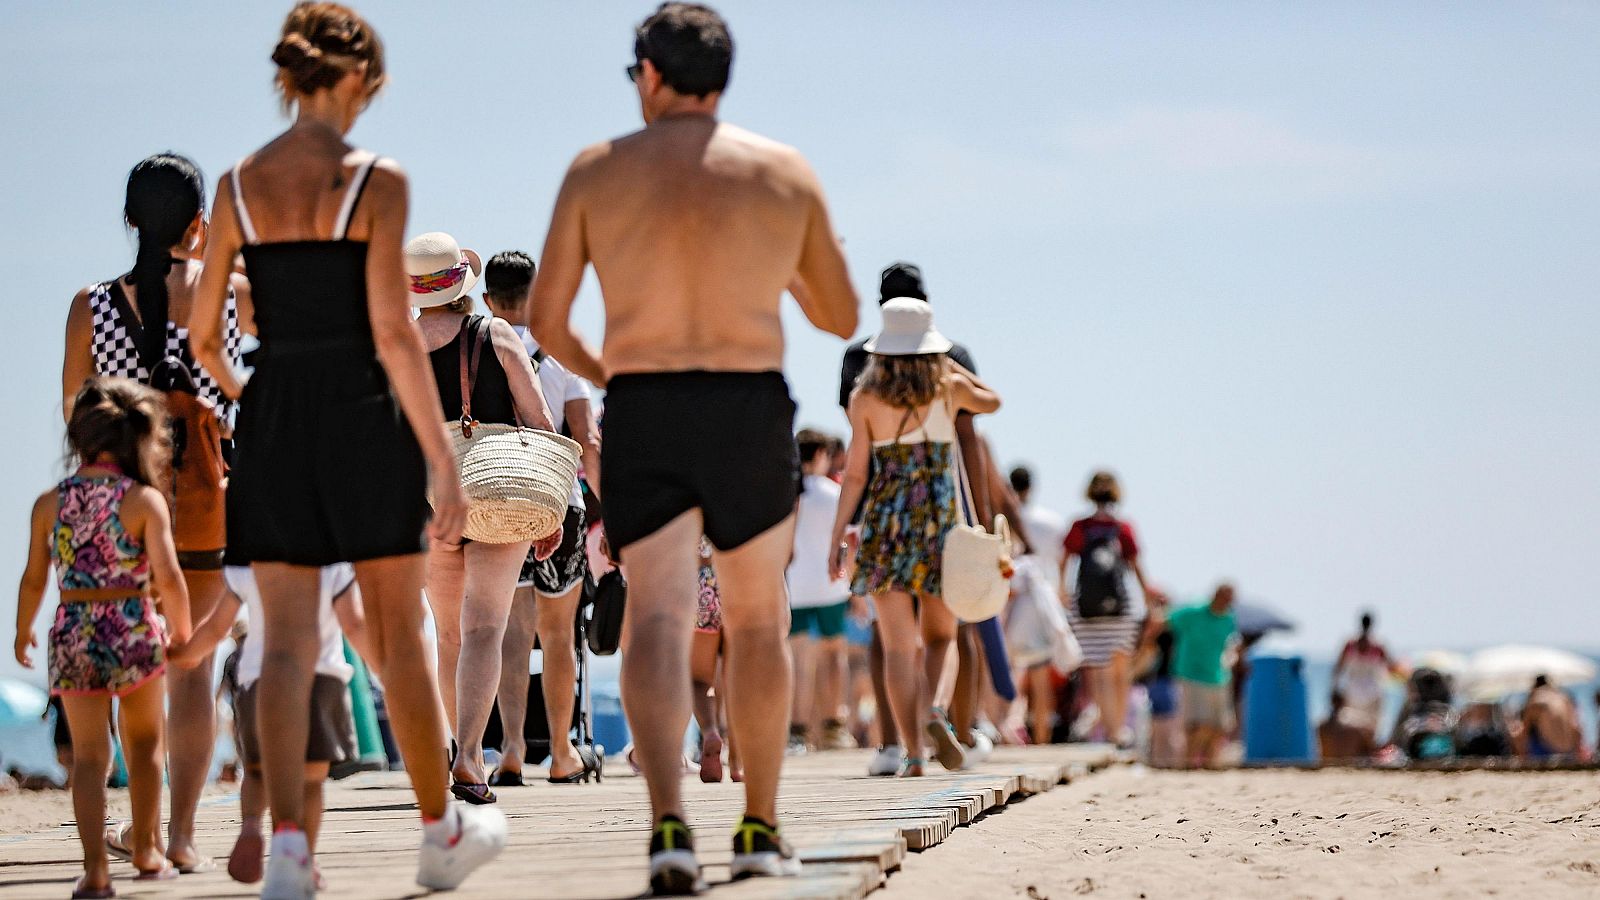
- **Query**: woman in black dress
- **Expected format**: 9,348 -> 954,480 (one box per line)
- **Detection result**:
189,4 -> 500,895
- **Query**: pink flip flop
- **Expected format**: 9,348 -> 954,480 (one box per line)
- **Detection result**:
133,864 -> 178,882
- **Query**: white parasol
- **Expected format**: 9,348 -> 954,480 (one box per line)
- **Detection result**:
1461,644 -> 1597,701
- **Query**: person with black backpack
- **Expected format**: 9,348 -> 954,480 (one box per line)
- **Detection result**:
1061,471 -> 1158,750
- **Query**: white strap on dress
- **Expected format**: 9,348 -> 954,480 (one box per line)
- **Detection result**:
331,153 -> 379,241
230,161 -> 258,245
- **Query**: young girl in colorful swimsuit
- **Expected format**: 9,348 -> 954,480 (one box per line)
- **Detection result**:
13,377 -> 196,898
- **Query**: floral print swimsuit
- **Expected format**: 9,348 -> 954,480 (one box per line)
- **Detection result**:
851,398 -> 961,599
48,473 -> 167,696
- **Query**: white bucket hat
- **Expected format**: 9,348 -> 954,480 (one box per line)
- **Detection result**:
864,297 -> 953,356
405,232 -> 482,308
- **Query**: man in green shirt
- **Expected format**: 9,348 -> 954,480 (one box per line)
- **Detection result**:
1166,584 -> 1238,767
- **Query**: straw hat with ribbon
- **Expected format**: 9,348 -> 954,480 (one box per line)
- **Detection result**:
404,231 -> 482,308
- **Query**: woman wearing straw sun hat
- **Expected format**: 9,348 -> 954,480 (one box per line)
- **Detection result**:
827,298 -> 1002,777
407,231 -> 562,805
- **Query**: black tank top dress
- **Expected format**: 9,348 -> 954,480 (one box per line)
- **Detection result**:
225,154 -> 429,566
429,315 -> 518,427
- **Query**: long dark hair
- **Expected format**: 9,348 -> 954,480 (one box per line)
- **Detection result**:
67,377 -> 170,489
124,154 -> 205,367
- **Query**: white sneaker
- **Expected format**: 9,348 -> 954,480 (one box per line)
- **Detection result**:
262,828 -> 315,900
868,745 -> 902,777
417,803 -> 508,891
963,730 -> 994,767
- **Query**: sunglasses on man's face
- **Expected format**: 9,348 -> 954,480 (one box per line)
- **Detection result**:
625,61 -> 644,82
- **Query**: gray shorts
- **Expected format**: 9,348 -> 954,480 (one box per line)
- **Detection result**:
1179,679 -> 1235,732
235,674 -> 355,768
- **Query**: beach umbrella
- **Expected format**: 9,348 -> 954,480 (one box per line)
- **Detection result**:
0,676 -> 48,728
1462,644 -> 1597,700
1411,649 -> 1468,677
1231,601 -> 1295,637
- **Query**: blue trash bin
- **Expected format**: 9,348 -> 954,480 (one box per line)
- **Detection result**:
1242,652 -> 1314,764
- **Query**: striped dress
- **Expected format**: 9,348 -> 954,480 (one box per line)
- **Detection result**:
1064,512 -> 1144,666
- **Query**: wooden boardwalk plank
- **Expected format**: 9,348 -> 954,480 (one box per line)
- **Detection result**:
0,745 -> 1117,899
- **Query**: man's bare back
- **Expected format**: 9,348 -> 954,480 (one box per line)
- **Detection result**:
532,116 -> 855,384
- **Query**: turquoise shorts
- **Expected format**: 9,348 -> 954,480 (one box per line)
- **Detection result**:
790,600 -> 849,639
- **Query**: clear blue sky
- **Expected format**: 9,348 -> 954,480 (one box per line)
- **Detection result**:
2,1 -> 1597,683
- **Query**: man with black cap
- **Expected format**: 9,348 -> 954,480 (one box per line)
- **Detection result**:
837,263 -> 978,409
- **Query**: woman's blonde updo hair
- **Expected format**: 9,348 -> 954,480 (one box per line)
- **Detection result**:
858,353 -> 943,410
272,2 -> 387,110
1086,470 -> 1121,506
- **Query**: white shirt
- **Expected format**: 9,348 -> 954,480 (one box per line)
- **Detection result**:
786,474 -> 850,608
227,565 -> 356,687
513,325 -> 591,508
1020,502 -> 1069,590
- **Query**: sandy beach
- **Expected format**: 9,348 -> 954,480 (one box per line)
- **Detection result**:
881,766 -> 1600,899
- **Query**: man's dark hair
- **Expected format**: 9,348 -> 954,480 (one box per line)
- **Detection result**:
1533,674 -> 1550,690
1359,611 -> 1374,633
879,261 -> 927,303
1009,466 -> 1033,496
796,428 -> 831,465
636,3 -> 733,98
485,250 -> 536,307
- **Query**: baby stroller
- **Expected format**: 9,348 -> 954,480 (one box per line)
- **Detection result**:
481,575 -> 599,769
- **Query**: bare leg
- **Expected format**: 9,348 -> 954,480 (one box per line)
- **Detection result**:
1027,666 -> 1055,744
424,545 -> 466,737
713,515 -> 797,825
166,567 -> 224,868
229,767 -> 265,884
617,510 -> 702,824
62,695 -> 115,890
253,564 -> 322,829
452,541 -> 530,785
118,674 -> 168,871
788,632 -> 816,742
302,763 -> 329,851
691,629 -> 723,782
534,583 -> 584,779
495,587 -> 538,778
949,624 -> 980,739
920,596 -> 959,714
814,635 -> 847,730
351,554 -> 450,820
1103,649 -> 1131,744
874,591 -> 925,769
869,627 -> 900,747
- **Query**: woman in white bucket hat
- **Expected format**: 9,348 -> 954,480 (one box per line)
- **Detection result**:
406,231 -> 562,806
827,298 -> 1002,777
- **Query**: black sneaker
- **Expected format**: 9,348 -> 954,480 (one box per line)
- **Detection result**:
648,816 -> 704,896
730,816 -> 801,880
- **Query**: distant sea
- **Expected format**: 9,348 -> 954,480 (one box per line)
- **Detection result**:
2,650 -> 1595,777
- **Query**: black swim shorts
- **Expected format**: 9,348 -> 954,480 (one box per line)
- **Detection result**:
602,371 -> 799,556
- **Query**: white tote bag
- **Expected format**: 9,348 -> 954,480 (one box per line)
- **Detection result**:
940,400 -> 1012,623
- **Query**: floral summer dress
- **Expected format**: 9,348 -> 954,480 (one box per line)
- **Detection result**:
851,397 -> 961,598
695,537 -> 722,633
48,473 -> 167,696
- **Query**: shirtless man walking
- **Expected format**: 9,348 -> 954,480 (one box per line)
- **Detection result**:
529,4 -> 858,894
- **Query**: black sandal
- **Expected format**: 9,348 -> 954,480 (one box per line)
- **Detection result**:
488,768 -> 525,788
547,745 -> 603,784
450,780 -> 496,805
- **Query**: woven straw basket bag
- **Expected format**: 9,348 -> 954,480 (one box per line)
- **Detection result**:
443,317 -> 580,544
448,422 -> 580,543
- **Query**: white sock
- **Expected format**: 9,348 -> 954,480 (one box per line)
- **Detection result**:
423,805 -> 460,846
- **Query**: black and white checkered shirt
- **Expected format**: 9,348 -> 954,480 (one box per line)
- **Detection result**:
88,280 -> 242,422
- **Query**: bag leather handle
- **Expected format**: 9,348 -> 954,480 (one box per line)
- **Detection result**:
457,316 -> 529,441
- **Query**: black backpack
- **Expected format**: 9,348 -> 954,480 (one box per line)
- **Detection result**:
1075,520 -> 1131,619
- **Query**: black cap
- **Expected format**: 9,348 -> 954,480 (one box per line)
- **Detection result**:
879,262 -> 927,304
